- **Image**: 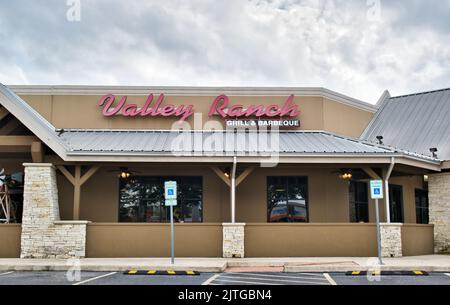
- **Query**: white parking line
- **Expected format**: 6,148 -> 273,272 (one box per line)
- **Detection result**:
227,272 -> 328,282
218,275 -> 329,285
202,274 -> 221,285
445,273 -> 450,277
323,273 -> 337,285
213,278 -> 281,285
0,271 -> 14,276
72,272 -> 117,286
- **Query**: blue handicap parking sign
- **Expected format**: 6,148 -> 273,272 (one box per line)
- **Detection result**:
374,188 -> 381,195
168,189 -> 174,196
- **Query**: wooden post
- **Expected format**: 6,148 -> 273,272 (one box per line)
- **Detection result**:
56,165 -> 100,221
73,165 -> 81,220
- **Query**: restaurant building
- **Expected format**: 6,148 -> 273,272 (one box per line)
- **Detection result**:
0,84 -> 448,259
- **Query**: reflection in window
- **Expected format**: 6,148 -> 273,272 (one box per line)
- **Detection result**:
267,177 -> 308,223
349,181 -> 369,223
119,177 -> 202,223
415,189 -> 429,224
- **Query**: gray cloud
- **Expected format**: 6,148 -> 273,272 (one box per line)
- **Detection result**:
0,0 -> 449,103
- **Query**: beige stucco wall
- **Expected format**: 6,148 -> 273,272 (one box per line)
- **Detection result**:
19,94 -> 373,138
53,165 -> 425,224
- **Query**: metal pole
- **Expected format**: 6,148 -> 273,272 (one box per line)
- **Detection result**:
170,205 -> 175,264
375,199 -> 383,265
384,157 -> 395,223
230,156 -> 237,224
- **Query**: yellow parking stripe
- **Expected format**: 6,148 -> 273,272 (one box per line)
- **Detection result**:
147,270 -> 157,275
186,270 -> 195,275
128,270 -> 138,275
414,271 -> 423,275
167,270 -> 176,275
351,271 -> 361,275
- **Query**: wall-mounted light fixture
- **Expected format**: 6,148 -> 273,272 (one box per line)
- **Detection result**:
119,167 -> 131,179
339,170 -> 353,180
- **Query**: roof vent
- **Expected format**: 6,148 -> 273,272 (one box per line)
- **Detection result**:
376,136 -> 384,145
430,148 -> 438,158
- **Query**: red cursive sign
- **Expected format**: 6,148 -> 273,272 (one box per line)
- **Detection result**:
98,94 -> 194,122
208,95 -> 299,118
99,94 -> 300,122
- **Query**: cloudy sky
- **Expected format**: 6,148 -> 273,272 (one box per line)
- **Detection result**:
0,0 -> 449,103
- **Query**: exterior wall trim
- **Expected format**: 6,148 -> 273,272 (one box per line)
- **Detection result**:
8,85 -> 378,113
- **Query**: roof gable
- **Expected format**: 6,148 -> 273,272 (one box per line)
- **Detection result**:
362,88 -> 450,160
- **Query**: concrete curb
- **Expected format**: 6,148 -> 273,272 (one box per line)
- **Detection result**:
283,265 -> 450,273
1,263 -> 449,273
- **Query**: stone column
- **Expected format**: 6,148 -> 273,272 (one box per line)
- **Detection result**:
428,173 -> 450,253
20,163 -> 89,259
222,223 -> 245,258
380,223 -> 403,257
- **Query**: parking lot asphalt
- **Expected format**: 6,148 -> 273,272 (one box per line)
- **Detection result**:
0,271 -> 449,285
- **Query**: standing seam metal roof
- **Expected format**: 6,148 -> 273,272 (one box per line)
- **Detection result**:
55,129 -> 439,161
362,88 -> 450,161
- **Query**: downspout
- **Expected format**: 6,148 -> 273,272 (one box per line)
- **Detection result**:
384,157 -> 395,223
231,156 -> 237,224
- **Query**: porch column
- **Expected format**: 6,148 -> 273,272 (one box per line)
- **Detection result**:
380,223 -> 403,257
20,163 -> 89,258
222,223 -> 246,258
428,173 -> 450,253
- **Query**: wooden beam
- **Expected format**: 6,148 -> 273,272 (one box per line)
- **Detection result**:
0,136 -> 39,146
56,165 -> 75,185
362,167 -> 381,180
31,142 -> 44,163
236,167 -> 255,187
80,166 -> 100,186
211,167 -> 231,187
0,107 -> 9,121
0,119 -> 21,135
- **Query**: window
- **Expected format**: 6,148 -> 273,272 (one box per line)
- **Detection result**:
349,181 -> 369,223
267,177 -> 308,223
389,184 -> 404,223
415,189 -> 429,224
119,176 -> 202,223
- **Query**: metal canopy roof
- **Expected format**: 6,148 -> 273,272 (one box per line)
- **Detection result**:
0,83 -> 441,167
56,129 -> 438,160
362,88 -> 450,161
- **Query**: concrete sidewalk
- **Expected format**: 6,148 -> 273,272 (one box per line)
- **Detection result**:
0,255 -> 448,273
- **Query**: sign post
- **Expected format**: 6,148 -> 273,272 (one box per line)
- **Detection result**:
370,180 -> 384,265
164,181 -> 177,265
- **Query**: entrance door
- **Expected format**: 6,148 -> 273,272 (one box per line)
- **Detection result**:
389,184 -> 404,223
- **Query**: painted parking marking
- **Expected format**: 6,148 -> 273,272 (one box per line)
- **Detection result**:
72,272 -> 117,286
218,275 -> 329,285
125,270 -> 200,276
210,273 -> 331,285
214,278 -> 281,285
226,272 -> 329,282
0,271 -> 14,276
202,274 -> 220,285
323,273 -> 337,285
445,273 -> 450,277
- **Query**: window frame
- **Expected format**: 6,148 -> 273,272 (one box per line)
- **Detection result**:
389,184 -> 404,223
266,176 -> 309,223
349,180 -> 369,223
118,176 -> 203,223
415,188 -> 429,224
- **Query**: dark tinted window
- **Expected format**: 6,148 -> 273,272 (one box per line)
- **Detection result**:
349,181 -> 369,223
389,184 -> 404,223
119,176 -> 202,223
415,189 -> 429,224
267,177 -> 308,223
